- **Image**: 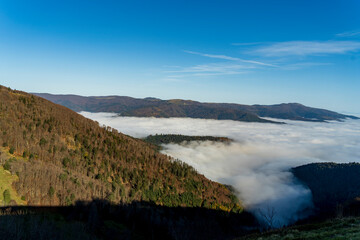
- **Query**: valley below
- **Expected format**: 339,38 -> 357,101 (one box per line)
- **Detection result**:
81,112 -> 360,228
2,1 -> 360,238
1,87 -> 360,239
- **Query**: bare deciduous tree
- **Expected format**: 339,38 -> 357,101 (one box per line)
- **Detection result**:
258,205 -> 277,229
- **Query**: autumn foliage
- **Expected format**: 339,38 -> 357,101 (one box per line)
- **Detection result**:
0,85 -> 241,212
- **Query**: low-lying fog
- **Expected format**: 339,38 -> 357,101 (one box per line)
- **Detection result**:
81,112 -> 360,226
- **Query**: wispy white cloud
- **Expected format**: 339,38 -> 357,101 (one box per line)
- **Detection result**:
164,62 -> 252,78
231,42 -> 267,46
251,41 -> 360,57
241,59 -> 277,67
172,41 -> 348,79
336,30 -> 360,38
184,50 -> 276,67
280,62 -> 333,70
161,76 -> 186,83
184,50 -> 240,61
167,62 -> 253,73
191,72 -> 244,76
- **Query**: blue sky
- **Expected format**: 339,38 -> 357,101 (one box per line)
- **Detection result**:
1,0 -> 360,113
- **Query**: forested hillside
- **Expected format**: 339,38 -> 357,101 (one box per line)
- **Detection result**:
143,134 -> 232,146
292,162 -> 360,217
0,85 -> 241,212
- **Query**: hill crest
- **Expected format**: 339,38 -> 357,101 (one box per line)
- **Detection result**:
34,93 -> 358,122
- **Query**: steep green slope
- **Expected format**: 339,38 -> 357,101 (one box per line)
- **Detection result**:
0,85 -> 241,212
0,165 -> 26,206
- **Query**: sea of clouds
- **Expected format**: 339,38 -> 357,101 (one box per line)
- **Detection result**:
81,112 -> 360,226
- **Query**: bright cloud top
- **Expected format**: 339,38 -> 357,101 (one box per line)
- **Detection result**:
80,112 -> 360,226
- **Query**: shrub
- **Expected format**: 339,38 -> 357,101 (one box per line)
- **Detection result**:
48,186 -> 55,198
3,161 -> 11,171
3,189 -> 11,204
65,197 -> 72,206
59,173 -> 68,182
39,137 -> 47,146
9,147 -> 15,154
62,157 -> 71,168
107,193 -> 115,201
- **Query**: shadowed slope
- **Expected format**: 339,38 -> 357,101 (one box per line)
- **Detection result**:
0,200 -> 258,240
292,162 -> 360,217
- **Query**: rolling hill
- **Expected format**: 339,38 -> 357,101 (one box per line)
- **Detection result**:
0,85 -> 243,208
0,85 -> 258,239
34,93 -> 358,122
292,162 -> 360,217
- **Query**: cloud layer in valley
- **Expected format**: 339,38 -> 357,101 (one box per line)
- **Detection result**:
80,112 -> 360,226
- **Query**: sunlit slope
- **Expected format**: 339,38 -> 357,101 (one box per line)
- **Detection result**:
0,165 -> 26,206
0,85 -> 241,211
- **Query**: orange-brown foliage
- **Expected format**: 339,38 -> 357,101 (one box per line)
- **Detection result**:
0,85 -> 240,211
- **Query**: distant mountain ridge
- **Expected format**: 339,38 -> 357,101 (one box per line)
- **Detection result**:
33,93 -> 359,122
